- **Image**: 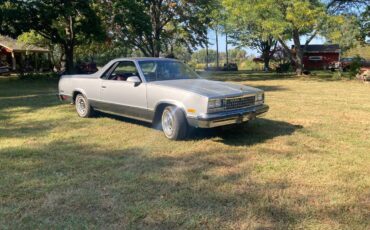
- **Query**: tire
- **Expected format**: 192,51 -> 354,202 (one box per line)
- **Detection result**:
161,106 -> 188,140
75,94 -> 94,118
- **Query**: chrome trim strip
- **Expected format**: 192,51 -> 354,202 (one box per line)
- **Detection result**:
208,94 -> 258,113
187,104 -> 269,128
199,104 -> 269,120
94,108 -> 153,123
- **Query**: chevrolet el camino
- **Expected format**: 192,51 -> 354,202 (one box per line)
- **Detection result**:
58,58 -> 269,140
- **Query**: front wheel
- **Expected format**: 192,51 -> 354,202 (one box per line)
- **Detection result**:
161,106 -> 188,140
75,94 -> 94,118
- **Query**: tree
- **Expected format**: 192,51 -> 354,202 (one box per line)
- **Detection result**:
228,28 -> 277,71
322,15 -> 362,51
224,0 -> 328,75
344,44 -> 370,59
112,0 -> 213,57
168,44 -> 192,63
326,0 -> 369,14
0,0 -> 104,73
326,0 -> 369,43
74,41 -> 131,66
360,6 -> 369,43
228,48 -> 247,62
207,0 -> 228,68
224,0 -> 278,71
191,49 -> 218,64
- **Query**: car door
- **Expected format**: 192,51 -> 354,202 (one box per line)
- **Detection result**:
98,61 -> 151,121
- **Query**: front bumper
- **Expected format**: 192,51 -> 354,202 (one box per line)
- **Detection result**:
187,104 -> 269,128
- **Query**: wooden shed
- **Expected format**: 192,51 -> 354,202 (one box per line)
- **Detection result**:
0,35 -> 50,72
301,44 -> 341,70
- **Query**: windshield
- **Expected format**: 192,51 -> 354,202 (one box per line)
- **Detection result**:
138,60 -> 199,82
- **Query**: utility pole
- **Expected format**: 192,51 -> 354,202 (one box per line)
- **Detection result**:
225,32 -> 229,65
216,29 -> 219,69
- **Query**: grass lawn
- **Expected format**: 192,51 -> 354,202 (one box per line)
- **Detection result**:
0,72 -> 369,229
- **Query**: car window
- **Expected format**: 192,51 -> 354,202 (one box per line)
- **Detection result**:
138,60 -> 199,82
107,61 -> 139,81
140,62 -> 156,73
101,62 -> 118,79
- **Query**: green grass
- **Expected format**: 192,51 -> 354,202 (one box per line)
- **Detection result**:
1,72 -> 369,229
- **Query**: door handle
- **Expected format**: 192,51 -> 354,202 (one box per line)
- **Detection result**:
101,86 -> 107,88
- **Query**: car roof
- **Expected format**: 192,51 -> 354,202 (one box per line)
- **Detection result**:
96,57 -> 183,78
111,57 -> 180,62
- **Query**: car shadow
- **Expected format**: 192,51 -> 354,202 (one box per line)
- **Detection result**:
189,118 -> 303,146
96,111 -> 302,146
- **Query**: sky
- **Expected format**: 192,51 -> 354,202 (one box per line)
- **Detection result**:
204,29 -> 327,57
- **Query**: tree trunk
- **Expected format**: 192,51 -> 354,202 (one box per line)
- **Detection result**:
277,37 -> 295,63
64,43 -> 74,74
293,29 -> 304,75
262,43 -> 271,71
263,55 -> 271,72
153,35 -> 161,57
64,16 -> 75,74
150,3 -> 161,57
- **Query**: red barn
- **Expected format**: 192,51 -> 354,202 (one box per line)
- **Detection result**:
300,44 -> 340,70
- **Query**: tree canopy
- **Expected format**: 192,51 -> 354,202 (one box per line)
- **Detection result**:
0,0 -> 368,74
0,0 -> 105,73
112,0 -> 213,57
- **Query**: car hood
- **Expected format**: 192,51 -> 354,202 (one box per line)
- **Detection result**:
150,79 -> 262,98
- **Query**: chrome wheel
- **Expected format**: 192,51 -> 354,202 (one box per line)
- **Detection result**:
76,95 -> 87,116
162,109 -> 175,138
160,106 -> 188,140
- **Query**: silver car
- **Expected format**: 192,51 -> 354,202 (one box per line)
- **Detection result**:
58,58 -> 269,140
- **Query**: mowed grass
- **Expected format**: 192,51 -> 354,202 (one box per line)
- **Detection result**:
0,72 -> 369,229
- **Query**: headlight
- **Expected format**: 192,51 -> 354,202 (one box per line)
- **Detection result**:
256,93 -> 264,101
208,98 -> 223,109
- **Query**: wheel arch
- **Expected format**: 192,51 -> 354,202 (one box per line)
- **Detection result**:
72,88 -> 88,104
152,101 -> 187,125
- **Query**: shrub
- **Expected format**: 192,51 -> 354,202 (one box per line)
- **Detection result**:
195,63 -> 206,70
238,60 -> 261,71
348,55 -> 362,79
18,72 -> 59,80
332,70 -> 342,80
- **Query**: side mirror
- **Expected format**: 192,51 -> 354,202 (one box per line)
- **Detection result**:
126,76 -> 141,86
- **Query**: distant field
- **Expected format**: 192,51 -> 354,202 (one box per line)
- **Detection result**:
0,72 -> 369,229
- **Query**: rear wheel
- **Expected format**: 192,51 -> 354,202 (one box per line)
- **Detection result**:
75,94 -> 94,118
161,106 -> 188,140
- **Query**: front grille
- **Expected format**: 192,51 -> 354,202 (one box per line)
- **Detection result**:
224,95 -> 255,110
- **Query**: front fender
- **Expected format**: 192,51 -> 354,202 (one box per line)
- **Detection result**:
154,100 -> 187,113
